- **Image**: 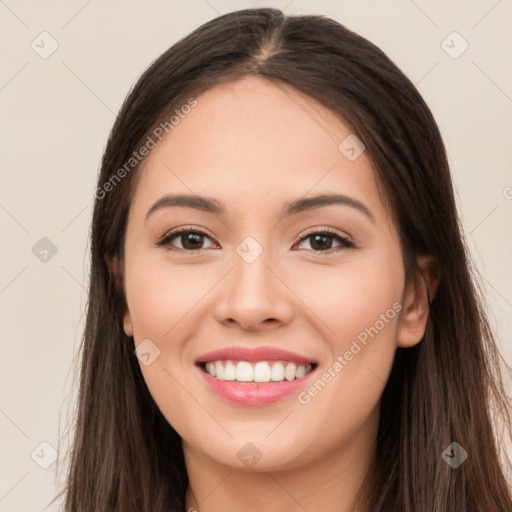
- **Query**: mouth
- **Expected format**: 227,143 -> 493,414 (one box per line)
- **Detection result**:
195,345 -> 319,405
197,360 -> 318,384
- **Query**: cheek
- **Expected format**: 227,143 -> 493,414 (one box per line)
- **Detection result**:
302,248 -> 404,351
123,255 -> 210,434
289,265 -> 402,458
295,245 -> 404,405
124,254 -> 212,341
330,270 -> 401,345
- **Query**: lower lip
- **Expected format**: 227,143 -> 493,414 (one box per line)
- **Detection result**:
196,365 -> 317,406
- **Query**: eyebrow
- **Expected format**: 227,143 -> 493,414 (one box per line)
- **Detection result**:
145,193 -> 375,223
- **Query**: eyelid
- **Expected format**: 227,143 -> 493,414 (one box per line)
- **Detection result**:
156,225 -> 218,249
294,226 -> 355,251
296,226 -> 353,244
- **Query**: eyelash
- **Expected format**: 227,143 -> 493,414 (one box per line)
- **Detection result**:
156,226 -> 355,253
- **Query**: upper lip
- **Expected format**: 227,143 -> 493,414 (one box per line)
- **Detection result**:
195,346 -> 318,365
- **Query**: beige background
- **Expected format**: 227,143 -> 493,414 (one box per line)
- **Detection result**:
1,1 -> 511,510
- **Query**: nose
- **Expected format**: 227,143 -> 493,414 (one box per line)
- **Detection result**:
213,245 -> 294,332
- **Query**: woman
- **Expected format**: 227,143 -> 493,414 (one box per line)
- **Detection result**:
59,8 -> 512,511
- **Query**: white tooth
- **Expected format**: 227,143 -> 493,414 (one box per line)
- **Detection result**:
253,362 -> 271,382
215,361 -> 224,380
270,362 -> 285,381
236,361 -> 254,382
285,362 -> 297,381
224,360 -> 236,381
208,360 -> 312,382
206,362 -> 216,377
295,364 -> 307,379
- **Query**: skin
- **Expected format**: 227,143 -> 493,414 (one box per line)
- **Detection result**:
115,76 -> 438,512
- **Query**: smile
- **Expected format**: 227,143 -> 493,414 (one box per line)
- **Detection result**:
202,360 -> 315,383
195,345 -> 319,405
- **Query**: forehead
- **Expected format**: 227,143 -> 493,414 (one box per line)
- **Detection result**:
157,76 -> 353,171
131,76 -> 388,223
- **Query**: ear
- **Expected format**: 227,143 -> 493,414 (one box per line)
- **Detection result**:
397,255 -> 441,348
105,256 -> 133,337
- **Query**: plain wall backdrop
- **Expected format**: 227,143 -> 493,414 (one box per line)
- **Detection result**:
1,1 -> 511,510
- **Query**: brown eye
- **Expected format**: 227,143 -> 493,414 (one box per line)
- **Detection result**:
296,230 -> 354,252
157,228 -> 217,251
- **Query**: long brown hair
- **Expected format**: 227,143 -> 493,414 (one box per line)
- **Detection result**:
55,8 -> 512,511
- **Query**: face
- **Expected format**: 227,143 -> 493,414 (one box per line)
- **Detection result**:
119,76 -> 421,472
